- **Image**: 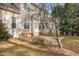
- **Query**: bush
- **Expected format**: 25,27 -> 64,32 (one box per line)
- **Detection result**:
0,20 -> 12,41
31,36 -> 53,48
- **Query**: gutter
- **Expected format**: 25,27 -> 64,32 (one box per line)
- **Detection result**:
0,4 -> 20,14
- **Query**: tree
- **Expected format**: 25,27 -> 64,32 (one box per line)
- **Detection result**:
62,4 -> 75,35
37,3 -> 63,48
55,3 -> 77,36
0,20 -> 11,41
51,4 -> 63,48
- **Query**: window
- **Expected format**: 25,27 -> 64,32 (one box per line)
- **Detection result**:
11,17 -> 16,28
24,22 -> 30,29
39,22 -> 45,29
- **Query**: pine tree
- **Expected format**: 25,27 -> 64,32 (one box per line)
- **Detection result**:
0,20 -> 11,41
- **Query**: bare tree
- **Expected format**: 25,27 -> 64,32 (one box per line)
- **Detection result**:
24,3 -> 62,48
37,3 -> 62,48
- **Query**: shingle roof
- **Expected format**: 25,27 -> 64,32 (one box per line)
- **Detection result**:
0,3 -> 20,14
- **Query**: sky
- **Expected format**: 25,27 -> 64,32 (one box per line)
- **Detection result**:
36,3 -> 65,15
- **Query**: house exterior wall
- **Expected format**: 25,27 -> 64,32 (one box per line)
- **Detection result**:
1,9 -> 20,38
0,9 -> 2,20
38,15 -> 56,35
16,3 -> 56,37
19,3 -> 40,36
0,3 -> 57,38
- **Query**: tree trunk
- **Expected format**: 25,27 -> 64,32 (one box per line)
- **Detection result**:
56,30 -> 62,48
44,15 -> 62,48
39,4 -> 62,48
31,17 -> 34,36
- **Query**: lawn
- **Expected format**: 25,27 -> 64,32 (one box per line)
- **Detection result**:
0,36 -> 79,56
0,44 -> 49,56
62,36 -> 79,53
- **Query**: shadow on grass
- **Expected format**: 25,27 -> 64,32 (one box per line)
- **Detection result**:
6,40 -> 61,56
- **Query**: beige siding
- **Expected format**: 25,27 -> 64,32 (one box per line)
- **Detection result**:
0,9 -> 2,20
1,10 -> 20,38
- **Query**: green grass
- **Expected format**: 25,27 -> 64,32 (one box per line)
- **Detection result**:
62,37 -> 79,46
62,36 -> 79,53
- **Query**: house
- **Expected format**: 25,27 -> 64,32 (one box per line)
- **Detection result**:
19,3 -> 40,36
19,3 -> 57,36
0,3 -> 21,38
0,3 -> 56,38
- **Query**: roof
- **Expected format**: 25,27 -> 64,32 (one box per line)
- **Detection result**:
31,3 -> 48,14
0,3 -> 20,14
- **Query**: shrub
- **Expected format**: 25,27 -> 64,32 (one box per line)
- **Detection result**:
31,36 -> 53,48
0,20 -> 12,41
